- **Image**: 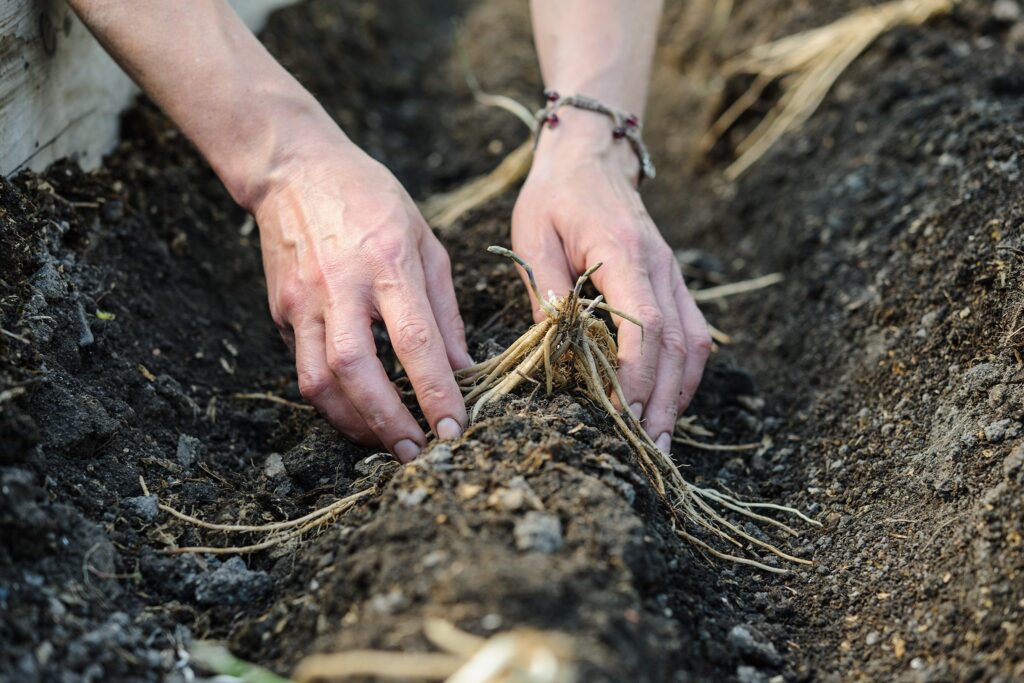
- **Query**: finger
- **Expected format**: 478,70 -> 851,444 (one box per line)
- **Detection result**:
323,303 -> 426,462
293,319 -> 377,445
674,272 -> 713,413
642,268 -> 689,452
590,260 -> 663,422
421,239 -> 473,369
375,270 -> 468,443
512,222 -> 574,322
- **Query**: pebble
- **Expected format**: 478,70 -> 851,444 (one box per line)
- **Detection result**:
1003,443 -> 1024,479
195,557 -> 272,606
994,0 -> 1022,22
30,262 -> 67,301
983,418 -> 1018,443
422,444 -> 454,471
263,453 -> 286,478
728,624 -> 782,667
397,487 -> 429,507
175,434 -> 202,467
736,666 -> 769,683
514,511 -> 563,553
122,495 -> 159,522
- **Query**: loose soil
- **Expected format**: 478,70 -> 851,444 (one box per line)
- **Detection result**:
1,1 -> 1022,681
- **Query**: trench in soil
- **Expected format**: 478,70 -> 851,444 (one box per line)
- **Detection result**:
1,0 -> 1023,682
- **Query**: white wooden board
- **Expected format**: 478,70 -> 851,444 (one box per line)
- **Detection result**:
1,0 -> 294,176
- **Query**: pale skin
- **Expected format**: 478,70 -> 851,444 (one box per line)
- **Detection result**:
68,0 -> 711,462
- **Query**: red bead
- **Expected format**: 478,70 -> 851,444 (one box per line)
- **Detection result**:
544,89 -> 560,102
612,126 -> 626,139
625,114 -> 639,127
547,113 -> 560,128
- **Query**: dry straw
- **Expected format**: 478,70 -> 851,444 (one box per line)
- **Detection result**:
459,247 -> 820,572
704,0 -> 954,179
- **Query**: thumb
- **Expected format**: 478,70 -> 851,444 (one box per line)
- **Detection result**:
512,224 -> 575,323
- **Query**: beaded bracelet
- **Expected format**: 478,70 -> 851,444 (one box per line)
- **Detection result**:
534,90 -> 657,182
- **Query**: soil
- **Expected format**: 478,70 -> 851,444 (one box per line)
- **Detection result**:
2,0 -> 1023,682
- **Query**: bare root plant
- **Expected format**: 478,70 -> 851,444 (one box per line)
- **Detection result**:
458,247 -> 820,572
703,0 -> 954,179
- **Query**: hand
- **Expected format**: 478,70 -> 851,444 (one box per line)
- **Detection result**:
511,109 -> 712,453
251,127 -> 472,462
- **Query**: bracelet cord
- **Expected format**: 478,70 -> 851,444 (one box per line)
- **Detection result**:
534,91 -> 657,183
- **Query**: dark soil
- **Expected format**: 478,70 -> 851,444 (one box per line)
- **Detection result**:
2,0 -> 1023,681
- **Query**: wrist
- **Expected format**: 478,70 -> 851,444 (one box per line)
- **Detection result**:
531,107 -> 641,184
209,87 -> 358,214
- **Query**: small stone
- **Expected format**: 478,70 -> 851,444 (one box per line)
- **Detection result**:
195,557 -> 272,606
514,511 -> 563,553
920,309 -> 943,328
984,418 -> 1012,443
728,625 -> 782,667
481,613 -> 503,630
263,453 -> 286,478
122,495 -> 159,522
488,487 -> 525,511
736,666 -> 769,683
993,0 -> 1022,22
397,487 -> 429,507
175,434 -> 202,467
30,262 -> 67,301
423,444 -> 454,471
865,631 -> 881,646
369,588 -> 407,615
1003,444 -> 1024,479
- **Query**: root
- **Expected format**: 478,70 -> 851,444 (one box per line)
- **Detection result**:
232,391 -> 315,412
458,247 -> 819,571
690,272 -> 784,303
421,141 -> 533,229
420,36 -> 536,229
293,619 -> 577,683
704,0 -> 954,179
147,479 -> 376,555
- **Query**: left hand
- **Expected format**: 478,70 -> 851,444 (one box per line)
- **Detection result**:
511,108 -> 712,453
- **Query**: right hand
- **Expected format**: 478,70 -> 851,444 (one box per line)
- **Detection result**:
251,131 -> 472,463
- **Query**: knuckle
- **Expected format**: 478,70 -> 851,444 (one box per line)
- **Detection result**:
297,371 -> 332,402
394,316 -> 434,357
635,303 -> 664,337
366,233 -> 414,281
276,284 -> 307,318
415,376 -> 459,408
692,328 -> 714,356
327,331 -> 365,376
662,326 -> 688,357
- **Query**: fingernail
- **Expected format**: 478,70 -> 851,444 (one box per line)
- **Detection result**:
629,402 -> 643,420
393,439 -> 421,463
656,432 -> 672,455
436,417 -> 463,441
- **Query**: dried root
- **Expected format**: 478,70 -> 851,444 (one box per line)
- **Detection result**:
293,619 -> 577,683
704,0 -> 954,179
146,475 -> 376,556
420,31 -> 536,230
459,247 -> 820,572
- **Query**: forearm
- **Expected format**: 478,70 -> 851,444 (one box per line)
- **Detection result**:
529,0 -> 662,179
530,0 -> 662,117
67,0 -> 347,211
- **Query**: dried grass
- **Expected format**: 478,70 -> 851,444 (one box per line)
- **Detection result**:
704,0 -> 954,179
